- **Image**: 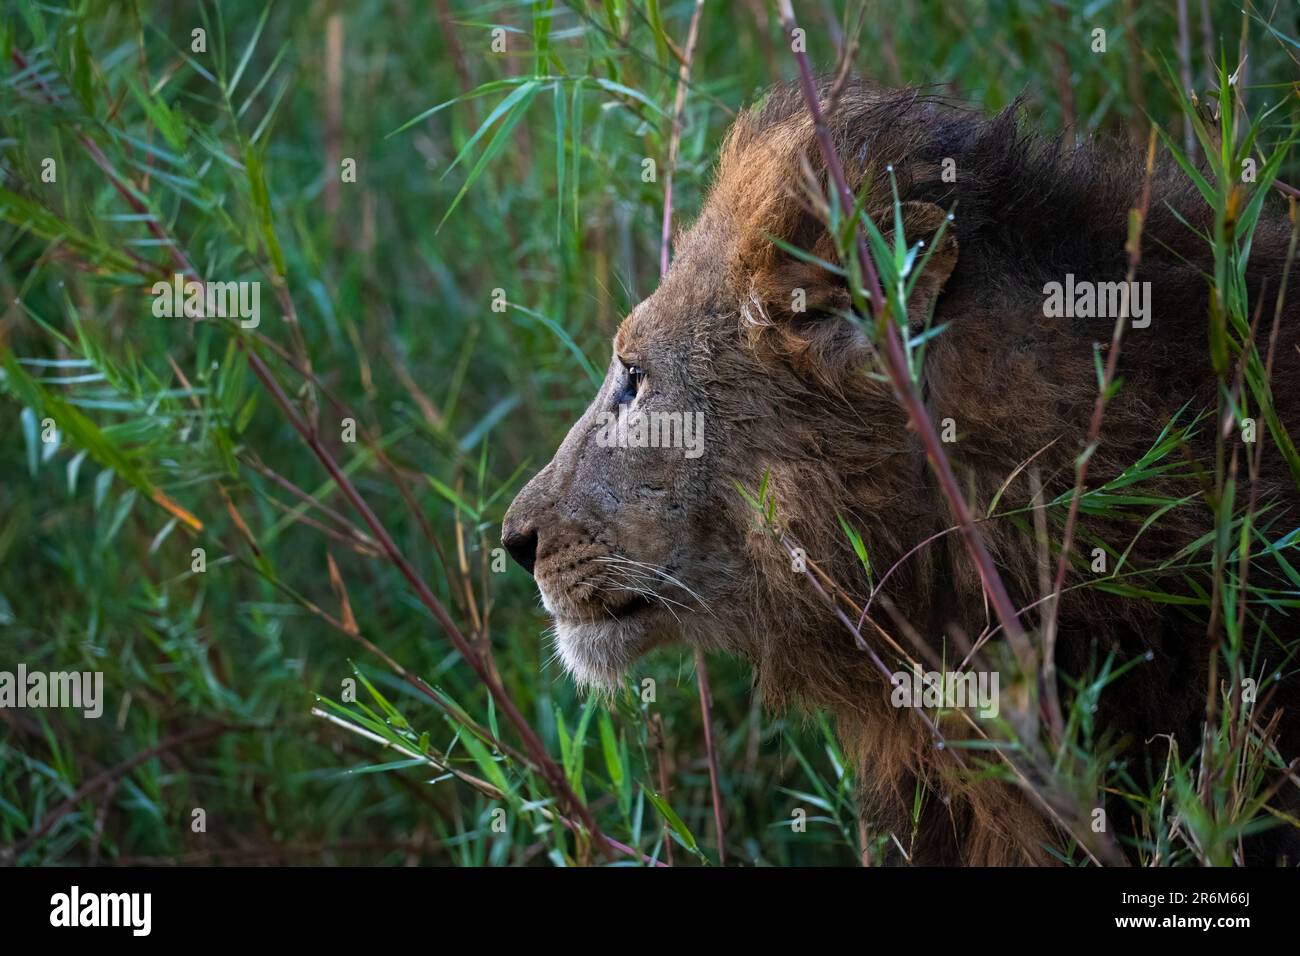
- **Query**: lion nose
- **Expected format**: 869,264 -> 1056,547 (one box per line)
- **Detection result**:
502,525 -> 538,575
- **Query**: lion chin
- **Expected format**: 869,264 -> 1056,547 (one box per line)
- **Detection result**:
553,619 -> 651,693
539,577 -> 676,693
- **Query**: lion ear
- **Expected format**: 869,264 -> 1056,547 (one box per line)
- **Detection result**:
875,201 -> 958,332
747,199 -> 957,330
740,198 -> 957,376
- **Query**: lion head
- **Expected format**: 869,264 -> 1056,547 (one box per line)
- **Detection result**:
502,85 -> 962,697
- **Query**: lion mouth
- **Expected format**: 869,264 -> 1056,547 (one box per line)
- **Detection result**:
534,555 -> 701,690
537,558 -> 674,624
543,581 -> 676,690
607,591 -> 657,619
545,588 -> 658,627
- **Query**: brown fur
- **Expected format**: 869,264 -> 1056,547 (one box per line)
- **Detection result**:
503,82 -> 1300,865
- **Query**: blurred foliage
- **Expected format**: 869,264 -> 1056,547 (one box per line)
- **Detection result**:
0,0 -> 1296,865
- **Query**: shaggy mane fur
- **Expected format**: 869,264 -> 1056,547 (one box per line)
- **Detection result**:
685,82 -> 1300,865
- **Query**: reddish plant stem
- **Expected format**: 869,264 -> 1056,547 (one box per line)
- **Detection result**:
659,2 -> 725,865
11,723 -> 237,859
1176,0 -> 1197,158
650,712 -> 675,866
14,46 -> 615,863
659,0 -> 705,277
792,536 -> 1121,866
693,646 -> 727,865
242,343 -> 611,857
19,48 -> 467,624
1040,129 -> 1156,741
774,3 -> 1032,672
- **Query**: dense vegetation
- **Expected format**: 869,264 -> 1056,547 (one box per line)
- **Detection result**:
1,0 -> 1297,866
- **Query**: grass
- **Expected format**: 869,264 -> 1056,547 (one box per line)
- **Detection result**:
0,0 -> 1297,866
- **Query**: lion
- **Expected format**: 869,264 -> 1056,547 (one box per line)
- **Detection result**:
502,82 -> 1300,865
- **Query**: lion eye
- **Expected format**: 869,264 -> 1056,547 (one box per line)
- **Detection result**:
617,364 -> 645,404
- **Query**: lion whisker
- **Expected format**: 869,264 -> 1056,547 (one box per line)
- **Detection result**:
592,576 -> 689,625
593,556 -> 714,615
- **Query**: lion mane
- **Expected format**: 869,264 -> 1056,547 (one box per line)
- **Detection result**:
695,83 -> 1300,865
